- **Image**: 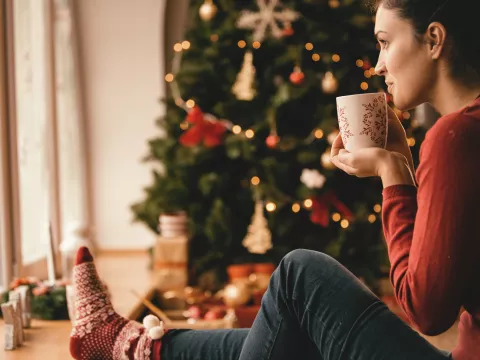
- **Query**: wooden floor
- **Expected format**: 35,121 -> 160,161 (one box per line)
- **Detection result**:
0,251 -> 459,359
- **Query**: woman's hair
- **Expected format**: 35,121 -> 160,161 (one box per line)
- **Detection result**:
370,0 -> 480,87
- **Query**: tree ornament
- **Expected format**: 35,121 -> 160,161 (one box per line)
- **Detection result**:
199,0 -> 218,22
242,201 -> 273,254
282,22 -> 294,36
300,169 -> 326,189
362,60 -> 372,70
237,0 -> 300,42
179,106 -> 227,147
321,71 -> 339,94
289,66 -> 305,85
232,50 -> 257,101
223,283 -> 251,307
266,133 -> 280,148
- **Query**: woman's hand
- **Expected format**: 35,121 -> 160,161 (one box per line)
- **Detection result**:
330,136 -> 392,178
330,137 -> 415,187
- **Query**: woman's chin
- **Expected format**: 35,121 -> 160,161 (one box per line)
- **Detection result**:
392,94 -> 420,112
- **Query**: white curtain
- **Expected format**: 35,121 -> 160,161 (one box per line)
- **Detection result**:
53,0 -> 91,249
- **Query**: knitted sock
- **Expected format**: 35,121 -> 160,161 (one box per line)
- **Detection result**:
70,247 -> 166,360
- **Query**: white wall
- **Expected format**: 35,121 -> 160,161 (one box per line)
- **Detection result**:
77,0 -> 166,249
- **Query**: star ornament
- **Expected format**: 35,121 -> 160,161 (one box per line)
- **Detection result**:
237,0 -> 301,42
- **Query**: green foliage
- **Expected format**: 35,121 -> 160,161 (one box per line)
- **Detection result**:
1,284 -> 69,321
132,0 -> 426,286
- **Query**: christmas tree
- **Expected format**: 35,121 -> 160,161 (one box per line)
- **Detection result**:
132,0 -> 426,289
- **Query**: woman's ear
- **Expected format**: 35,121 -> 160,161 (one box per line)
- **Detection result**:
426,22 -> 447,60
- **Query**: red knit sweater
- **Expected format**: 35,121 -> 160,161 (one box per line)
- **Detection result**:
382,96 -> 480,359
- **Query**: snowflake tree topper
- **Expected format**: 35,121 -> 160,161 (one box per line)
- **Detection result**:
237,0 -> 300,42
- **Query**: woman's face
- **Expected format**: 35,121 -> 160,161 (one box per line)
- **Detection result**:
374,5 -> 436,110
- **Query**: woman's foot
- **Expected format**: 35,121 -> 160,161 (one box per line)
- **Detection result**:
70,247 -> 165,359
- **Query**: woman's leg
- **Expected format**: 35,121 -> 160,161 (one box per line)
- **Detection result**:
160,326 -> 321,360
238,249 -> 451,360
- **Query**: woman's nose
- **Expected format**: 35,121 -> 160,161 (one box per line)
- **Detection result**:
375,53 -> 387,76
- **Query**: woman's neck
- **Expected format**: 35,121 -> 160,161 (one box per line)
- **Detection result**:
429,75 -> 480,116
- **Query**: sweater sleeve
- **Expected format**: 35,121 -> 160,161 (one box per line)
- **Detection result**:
382,114 -> 478,336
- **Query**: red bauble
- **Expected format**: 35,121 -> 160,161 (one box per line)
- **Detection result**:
289,69 -> 305,85
282,26 -> 294,37
362,60 -> 372,70
266,134 -> 280,148
186,305 -> 202,319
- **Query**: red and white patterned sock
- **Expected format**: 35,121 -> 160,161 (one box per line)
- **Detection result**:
70,247 -> 166,359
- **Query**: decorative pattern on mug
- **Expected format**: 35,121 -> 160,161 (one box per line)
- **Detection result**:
359,95 -> 386,146
337,105 -> 354,146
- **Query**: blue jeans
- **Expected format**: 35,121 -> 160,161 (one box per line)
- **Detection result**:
160,249 -> 452,359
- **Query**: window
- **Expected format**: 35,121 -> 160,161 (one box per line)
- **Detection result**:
0,0 -> 90,283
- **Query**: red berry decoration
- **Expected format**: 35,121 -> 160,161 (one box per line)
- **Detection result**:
289,66 -> 305,85
282,25 -> 294,37
266,134 -> 280,148
362,60 -> 372,70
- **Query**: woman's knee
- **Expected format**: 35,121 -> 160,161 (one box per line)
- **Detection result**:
280,249 -> 339,277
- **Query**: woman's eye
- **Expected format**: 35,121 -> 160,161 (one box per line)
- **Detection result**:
378,40 -> 388,49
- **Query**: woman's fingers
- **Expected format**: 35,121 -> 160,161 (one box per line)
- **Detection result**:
330,134 -> 344,159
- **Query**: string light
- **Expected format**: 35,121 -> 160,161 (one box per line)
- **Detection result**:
292,203 -> 301,213
360,82 -> 369,90
251,176 -> 260,185
266,202 -> 276,212
305,43 -> 314,51
253,41 -> 261,49
245,129 -> 255,138
364,70 -> 372,78
238,40 -> 246,48
210,34 -> 219,42
303,199 -> 313,208
356,59 -> 364,67
369,67 -> 376,75
232,125 -> 242,134
374,204 -> 382,213
312,53 -> 321,62
368,214 -> 377,223
329,0 -> 340,8
186,99 -> 196,108
173,43 -> 183,52
314,129 -> 324,139
332,213 -> 341,222
180,122 -> 189,130
181,41 -> 191,50
165,73 -> 174,82
332,54 -> 341,62
408,137 -> 416,147
340,219 -> 350,228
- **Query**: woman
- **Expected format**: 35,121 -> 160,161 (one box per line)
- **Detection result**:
69,0 -> 480,359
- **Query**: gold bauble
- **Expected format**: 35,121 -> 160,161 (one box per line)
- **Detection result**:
199,0 -> 218,22
322,71 -> 339,94
321,148 -> 336,170
223,283 -> 251,307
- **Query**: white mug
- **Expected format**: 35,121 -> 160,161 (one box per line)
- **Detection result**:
336,92 -> 388,152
